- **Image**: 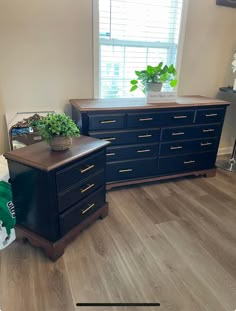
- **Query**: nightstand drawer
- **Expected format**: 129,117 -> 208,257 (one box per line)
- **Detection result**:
60,187 -> 105,236
106,143 -> 159,162
56,151 -> 105,193
58,171 -> 105,213
162,124 -> 222,141
195,108 -> 225,124
160,138 -> 218,156
158,152 -> 216,174
106,158 -> 157,182
90,128 -> 161,146
88,114 -> 125,130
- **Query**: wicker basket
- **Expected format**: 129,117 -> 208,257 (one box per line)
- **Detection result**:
49,136 -> 72,151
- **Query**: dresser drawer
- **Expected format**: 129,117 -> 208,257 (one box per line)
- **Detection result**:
160,138 -> 218,156
158,152 -> 216,174
161,124 -> 222,141
106,158 -> 157,182
106,143 -> 159,162
60,187 -> 105,236
89,128 -> 161,146
195,108 -> 225,124
127,112 -> 159,128
57,171 -> 105,213
56,151 -> 105,193
88,114 -> 125,130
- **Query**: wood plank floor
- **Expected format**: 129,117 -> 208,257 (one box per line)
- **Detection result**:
1,168 -> 236,311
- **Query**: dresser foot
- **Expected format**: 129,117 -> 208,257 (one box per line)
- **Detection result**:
15,203 -> 109,261
204,168 -> 216,178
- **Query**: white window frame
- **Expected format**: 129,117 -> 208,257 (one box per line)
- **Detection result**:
92,0 -> 189,99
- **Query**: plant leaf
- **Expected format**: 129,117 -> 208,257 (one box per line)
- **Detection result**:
130,85 -> 138,92
130,79 -> 138,85
170,79 -> 178,87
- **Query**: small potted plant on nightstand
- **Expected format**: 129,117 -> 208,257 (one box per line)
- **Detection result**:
36,113 -> 80,151
130,62 -> 178,94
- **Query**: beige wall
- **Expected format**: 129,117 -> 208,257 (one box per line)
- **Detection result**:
178,0 -> 236,151
0,0 -> 236,154
0,0 -> 93,153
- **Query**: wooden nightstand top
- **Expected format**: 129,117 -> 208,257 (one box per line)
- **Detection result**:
4,136 -> 109,171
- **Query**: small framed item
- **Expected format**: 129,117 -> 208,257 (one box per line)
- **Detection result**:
146,92 -> 177,104
216,0 -> 236,8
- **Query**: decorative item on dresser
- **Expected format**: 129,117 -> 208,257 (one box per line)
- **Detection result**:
70,96 -> 230,190
4,136 -> 109,261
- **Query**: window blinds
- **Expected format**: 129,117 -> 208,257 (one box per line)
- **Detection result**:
99,0 -> 184,98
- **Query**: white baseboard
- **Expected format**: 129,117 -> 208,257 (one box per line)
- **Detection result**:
217,147 -> 233,155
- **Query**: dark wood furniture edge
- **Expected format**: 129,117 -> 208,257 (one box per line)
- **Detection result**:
70,97 -> 230,112
106,168 -> 216,190
15,203 -> 109,261
4,137 -> 110,171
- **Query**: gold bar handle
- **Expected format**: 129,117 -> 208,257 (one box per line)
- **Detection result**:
80,183 -> 95,193
173,115 -> 187,119
184,160 -> 195,164
80,164 -> 95,174
172,132 -> 185,136
106,152 -> 115,156
104,137 -> 116,141
81,203 -> 95,214
205,113 -> 218,117
138,134 -> 152,138
119,169 -> 133,173
203,129 -> 214,133
139,118 -> 153,121
137,149 -> 151,153
200,142 -> 212,146
100,120 -> 117,124
170,146 -> 183,150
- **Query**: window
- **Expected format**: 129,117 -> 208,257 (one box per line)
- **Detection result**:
96,0 -> 185,98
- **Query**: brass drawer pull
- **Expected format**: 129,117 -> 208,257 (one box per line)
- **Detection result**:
184,160 -> 195,164
81,203 -> 95,214
100,120 -> 117,124
80,183 -> 95,193
119,169 -> 133,173
205,113 -> 218,117
137,149 -> 151,153
173,115 -> 187,119
200,142 -> 212,146
80,164 -> 95,174
138,134 -> 152,138
106,152 -> 115,156
203,129 -> 214,133
139,118 -> 153,121
104,137 -> 116,141
171,132 -> 185,136
170,146 -> 183,150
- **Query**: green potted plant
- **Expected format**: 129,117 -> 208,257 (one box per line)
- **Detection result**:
130,62 -> 178,94
36,113 -> 80,151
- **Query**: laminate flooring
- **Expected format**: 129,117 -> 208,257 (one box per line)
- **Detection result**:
0,167 -> 236,311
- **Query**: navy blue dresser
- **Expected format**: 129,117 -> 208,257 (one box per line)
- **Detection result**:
70,96 -> 229,189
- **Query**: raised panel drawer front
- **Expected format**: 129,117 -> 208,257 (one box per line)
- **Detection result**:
106,143 -> 159,162
56,151 -> 104,193
60,187 -> 105,236
106,158 -> 157,182
195,108 -> 225,124
160,138 -> 218,156
89,128 -> 161,146
57,171 -> 105,213
88,114 -> 125,130
158,152 -> 216,174
161,124 -> 222,141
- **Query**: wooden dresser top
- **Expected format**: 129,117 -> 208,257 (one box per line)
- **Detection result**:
4,136 -> 109,171
70,96 -> 230,112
